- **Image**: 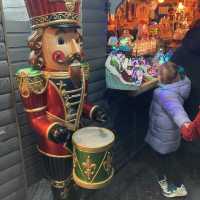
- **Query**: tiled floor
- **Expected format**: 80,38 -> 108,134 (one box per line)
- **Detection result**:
28,143 -> 200,200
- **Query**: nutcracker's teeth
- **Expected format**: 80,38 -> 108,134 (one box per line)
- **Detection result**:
71,60 -> 81,67
58,59 -> 64,63
71,63 -> 81,67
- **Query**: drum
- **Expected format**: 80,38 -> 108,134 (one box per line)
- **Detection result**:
72,127 -> 115,189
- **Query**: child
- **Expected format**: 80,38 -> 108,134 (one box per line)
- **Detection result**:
145,62 -> 198,198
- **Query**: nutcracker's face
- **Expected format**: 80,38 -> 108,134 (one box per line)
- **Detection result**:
42,27 -> 82,71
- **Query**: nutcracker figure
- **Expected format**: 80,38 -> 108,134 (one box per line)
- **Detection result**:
16,0 -> 107,199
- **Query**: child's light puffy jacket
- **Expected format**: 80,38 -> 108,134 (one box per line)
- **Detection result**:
145,77 -> 191,154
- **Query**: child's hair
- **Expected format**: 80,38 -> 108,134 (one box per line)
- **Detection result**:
159,62 -> 185,84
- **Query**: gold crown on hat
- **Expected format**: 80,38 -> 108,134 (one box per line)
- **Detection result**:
49,0 -> 77,11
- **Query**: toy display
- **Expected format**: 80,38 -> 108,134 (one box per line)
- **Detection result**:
108,35 -> 118,48
105,50 -> 158,90
135,2 -> 151,24
16,0 -> 114,199
152,48 -> 173,66
159,16 -> 173,40
149,21 -> 159,38
137,22 -> 150,40
106,0 -> 199,92
133,38 -> 157,56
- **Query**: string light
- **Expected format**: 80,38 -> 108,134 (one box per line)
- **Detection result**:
177,2 -> 185,12
158,0 -> 165,3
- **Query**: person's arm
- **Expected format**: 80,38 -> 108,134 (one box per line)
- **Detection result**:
182,26 -> 200,55
157,90 -> 199,141
181,111 -> 200,141
157,91 -> 191,128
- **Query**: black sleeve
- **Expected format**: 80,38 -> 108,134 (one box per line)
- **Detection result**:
182,26 -> 200,56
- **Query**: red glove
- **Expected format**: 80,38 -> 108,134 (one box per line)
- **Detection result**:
181,110 -> 200,141
181,123 -> 197,141
193,111 -> 200,134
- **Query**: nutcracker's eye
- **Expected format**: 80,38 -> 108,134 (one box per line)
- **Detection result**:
58,36 -> 65,45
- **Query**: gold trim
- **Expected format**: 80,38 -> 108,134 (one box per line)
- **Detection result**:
49,80 -> 68,121
73,147 -> 85,176
103,152 -> 112,174
73,169 -> 114,190
46,122 -> 62,137
37,146 -> 72,158
89,105 -> 99,119
81,63 -> 90,81
24,106 -> 47,113
74,68 -> 86,130
17,71 -> 48,98
63,143 -> 73,155
51,180 -> 65,189
72,128 -> 115,153
47,111 -> 75,131
43,71 -> 71,79
91,152 -> 108,183
73,141 -> 114,154
73,150 -> 113,184
64,0 -> 76,12
82,156 -> 96,181
32,19 -> 78,29
63,88 -> 82,95
31,12 -> 79,29
31,11 -> 77,20
51,174 -> 72,189
46,71 -> 86,132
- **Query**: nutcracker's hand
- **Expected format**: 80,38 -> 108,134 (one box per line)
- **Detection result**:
92,107 -> 108,124
48,124 -> 71,144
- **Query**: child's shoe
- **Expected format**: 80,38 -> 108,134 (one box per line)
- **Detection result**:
158,176 -> 168,193
162,184 -> 188,198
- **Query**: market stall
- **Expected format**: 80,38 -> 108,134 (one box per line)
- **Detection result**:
106,0 -> 199,95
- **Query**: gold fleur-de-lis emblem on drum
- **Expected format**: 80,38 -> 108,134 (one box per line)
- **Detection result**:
103,152 -> 112,174
82,156 -> 96,180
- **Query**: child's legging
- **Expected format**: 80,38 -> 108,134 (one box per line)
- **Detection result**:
151,148 -> 183,187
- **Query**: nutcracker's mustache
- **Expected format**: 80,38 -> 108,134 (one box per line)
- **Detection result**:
67,53 -> 82,65
56,53 -> 82,66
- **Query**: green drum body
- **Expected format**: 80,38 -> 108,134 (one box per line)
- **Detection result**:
72,127 -> 115,189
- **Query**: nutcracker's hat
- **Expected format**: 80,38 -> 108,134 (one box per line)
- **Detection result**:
24,0 -> 80,29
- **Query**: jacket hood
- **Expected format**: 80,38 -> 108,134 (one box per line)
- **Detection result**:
159,76 -> 191,100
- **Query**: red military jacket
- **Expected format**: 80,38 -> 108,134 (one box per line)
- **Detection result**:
20,69 -> 95,157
